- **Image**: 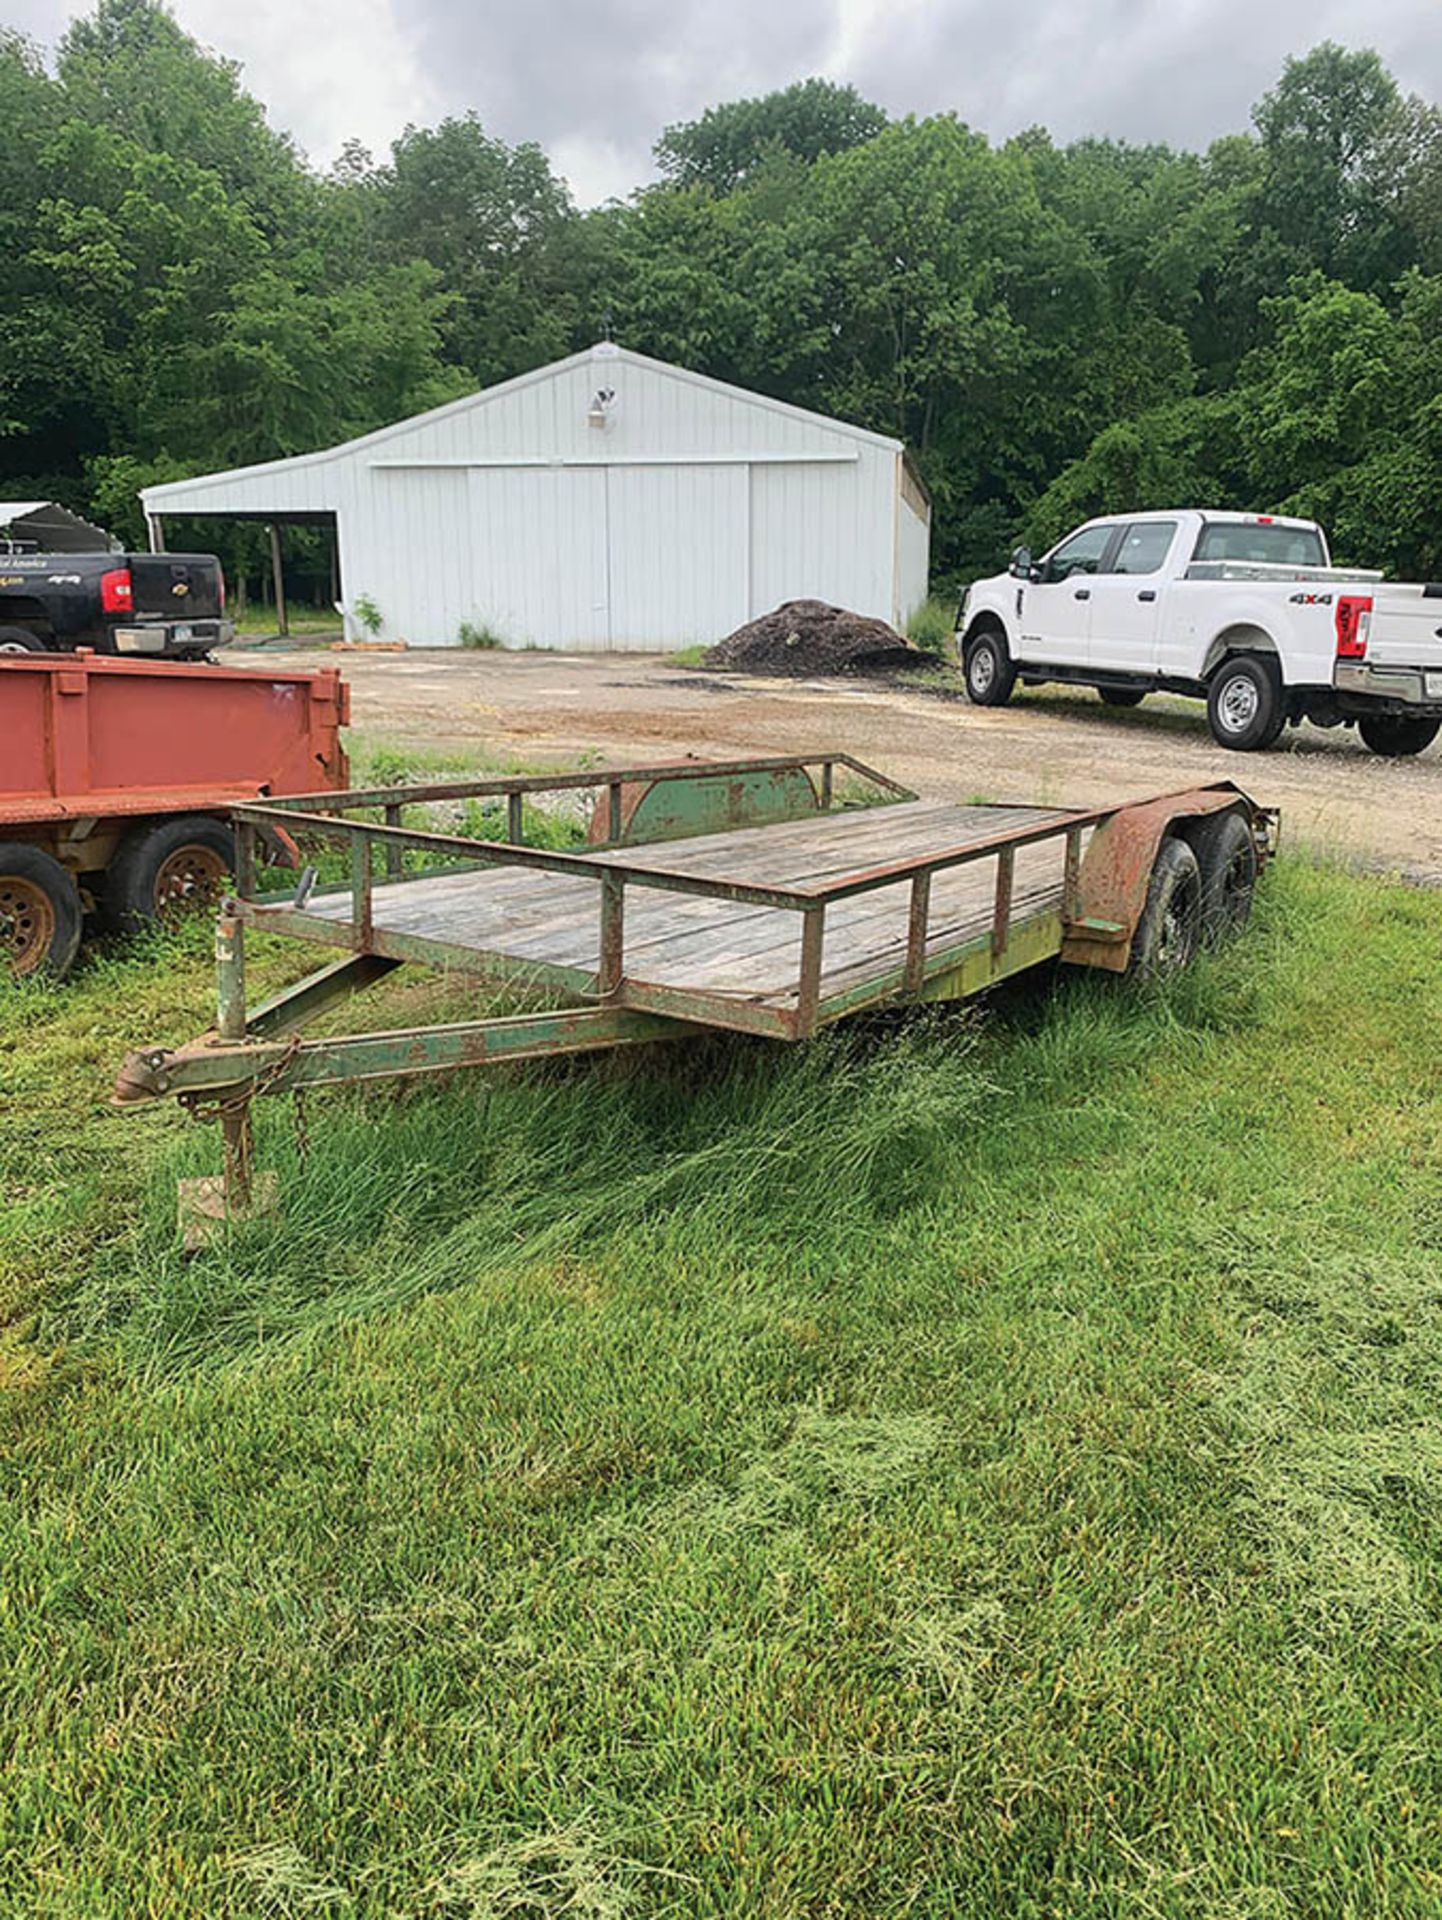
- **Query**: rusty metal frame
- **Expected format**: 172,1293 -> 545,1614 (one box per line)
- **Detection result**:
113,758 -> 1273,1218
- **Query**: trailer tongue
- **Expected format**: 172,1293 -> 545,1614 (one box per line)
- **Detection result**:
113,753 -> 1275,1227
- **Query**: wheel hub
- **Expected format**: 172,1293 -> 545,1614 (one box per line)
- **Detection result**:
1218,675 -> 1259,733
0,876 -> 56,976
153,845 -> 228,917
970,647 -> 995,694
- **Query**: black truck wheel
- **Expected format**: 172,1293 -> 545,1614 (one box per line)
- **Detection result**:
0,625 -> 48,653
1127,836 -> 1202,980
103,815 -> 235,932
1206,655 -> 1285,751
1357,714 -> 1441,758
963,626 -> 1016,707
0,843 -> 83,979
1189,810 -> 1257,944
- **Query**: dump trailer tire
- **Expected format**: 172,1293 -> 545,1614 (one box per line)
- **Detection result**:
1206,655 -> 1285,752
1189,810 -> 1257,944
1358,714 -> 1441,758
103,814 -> 236,933
963,625 -> 1016,707
1126,836 -> 1202,980
0,842 -> 82,979
0,625 -> 48,653
1099,687 -> 1145,708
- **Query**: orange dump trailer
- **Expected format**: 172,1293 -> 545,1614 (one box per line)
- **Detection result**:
2,651 -> 348,978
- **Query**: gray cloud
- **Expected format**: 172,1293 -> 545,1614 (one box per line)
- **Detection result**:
7,0 -> 1442,203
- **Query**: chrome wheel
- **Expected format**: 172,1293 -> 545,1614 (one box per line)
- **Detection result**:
968,645 -> 996,697
1217,673 -> 1259,735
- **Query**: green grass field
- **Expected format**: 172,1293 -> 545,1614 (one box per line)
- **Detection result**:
3,851 -> 1442,1916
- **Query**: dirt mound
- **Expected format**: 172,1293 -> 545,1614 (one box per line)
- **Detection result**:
703,600 -> 920,678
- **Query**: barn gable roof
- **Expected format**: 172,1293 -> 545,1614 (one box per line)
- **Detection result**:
140,344 -> 905,511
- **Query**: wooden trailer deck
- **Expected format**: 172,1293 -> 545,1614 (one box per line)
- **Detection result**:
292,798 -> 1084,1031
114,753 -> 1272,1223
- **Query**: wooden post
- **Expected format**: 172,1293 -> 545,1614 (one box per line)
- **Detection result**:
268,523 -> 289,636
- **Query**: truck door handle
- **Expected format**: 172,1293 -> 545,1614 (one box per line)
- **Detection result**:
1137,590 -> 1157,602
1074,588 -> 1090,600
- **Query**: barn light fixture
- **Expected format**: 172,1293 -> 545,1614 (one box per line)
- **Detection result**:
588,386 -> 616,428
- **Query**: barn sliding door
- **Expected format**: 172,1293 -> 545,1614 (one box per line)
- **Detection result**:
467,467 -> 608,648
605,464 -> 748,650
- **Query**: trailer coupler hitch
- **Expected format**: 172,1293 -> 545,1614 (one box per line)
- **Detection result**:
112,1047 -> 178,1104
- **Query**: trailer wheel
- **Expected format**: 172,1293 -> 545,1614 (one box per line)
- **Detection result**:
103,815 -> 236,932
0,843 -> 82,979
1358,714 -> 1441,758
1206,655 -> 1285,751
0,625 -> 48,653
1127,836 -> 1202,980
963,625 -> 1016,707
1099,687 -> 1145,708
1189,810 -> 1257,944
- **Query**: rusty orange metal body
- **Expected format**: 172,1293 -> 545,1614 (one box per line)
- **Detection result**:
2,651 -> 348,829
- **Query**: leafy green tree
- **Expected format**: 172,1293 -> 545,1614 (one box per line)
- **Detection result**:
655,79 -> 887,193
372,116 -> 579,378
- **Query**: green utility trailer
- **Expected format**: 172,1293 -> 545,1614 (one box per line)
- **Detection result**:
114,752 -> 1274,1218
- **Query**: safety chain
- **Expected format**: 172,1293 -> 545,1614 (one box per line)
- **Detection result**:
183,1034 -> 305,1122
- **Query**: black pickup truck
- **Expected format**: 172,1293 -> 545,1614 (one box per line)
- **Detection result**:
0,551 -> 233,658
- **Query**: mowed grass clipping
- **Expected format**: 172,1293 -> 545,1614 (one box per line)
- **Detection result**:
3,858 -> 1442,1916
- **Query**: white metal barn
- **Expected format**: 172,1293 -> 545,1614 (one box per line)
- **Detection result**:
139,343 -> 931,650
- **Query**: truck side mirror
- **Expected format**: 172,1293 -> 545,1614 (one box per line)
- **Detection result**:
1010,545 -> 1032,580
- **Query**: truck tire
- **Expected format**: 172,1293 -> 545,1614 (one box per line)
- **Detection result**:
1126,836 -> 1202,980
1357,714 -> 1441,758
1189,810 -> 1257,944
0,842 -> 83,979
103,815 -> 236,933
0,625 -> 48,653
963,625 -> 1016,707
1206,655 -> 1286,752
1099,687 -> 1145,708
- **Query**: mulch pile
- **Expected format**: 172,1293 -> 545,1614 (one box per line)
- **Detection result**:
703,599 -> 921,677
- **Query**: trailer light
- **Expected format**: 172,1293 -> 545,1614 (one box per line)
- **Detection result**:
100,567 -> 133,613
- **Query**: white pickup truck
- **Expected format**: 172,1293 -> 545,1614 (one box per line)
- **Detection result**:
957,509 -> 1442,754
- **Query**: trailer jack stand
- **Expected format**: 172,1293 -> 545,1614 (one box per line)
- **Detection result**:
177,1098 -> 278,1253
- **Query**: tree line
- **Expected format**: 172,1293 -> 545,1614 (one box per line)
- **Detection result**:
4,0 -> 1442,595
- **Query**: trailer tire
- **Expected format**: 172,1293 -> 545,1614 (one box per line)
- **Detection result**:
0,625 -> 48,653
1189,810 -> 1257,944
1099,687 -> 1146,708
1127,836 -> 1202,980
1206,655 -> 1285,751
103,815 -> 236,933
963,625 -> 1016,707
1357,714 -> 1441,758
0,842 -> 82,979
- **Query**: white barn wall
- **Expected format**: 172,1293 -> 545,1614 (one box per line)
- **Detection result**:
142,346 -> 931,651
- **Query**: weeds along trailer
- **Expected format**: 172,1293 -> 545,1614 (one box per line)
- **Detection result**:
1,651 -> 348,977
114,754 -> 1275,1218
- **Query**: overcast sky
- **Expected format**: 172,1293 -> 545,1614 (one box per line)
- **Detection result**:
7,0 -> 1442,204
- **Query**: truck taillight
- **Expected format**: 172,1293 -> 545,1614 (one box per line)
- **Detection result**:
1335,595 -> 1373,659
218,566 -> 226,613
100,567 -> 133,613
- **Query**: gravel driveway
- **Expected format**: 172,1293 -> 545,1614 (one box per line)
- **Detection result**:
223,646 -> 1442,879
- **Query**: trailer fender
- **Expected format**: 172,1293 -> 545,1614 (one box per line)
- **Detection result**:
1062,785 -> 1268,972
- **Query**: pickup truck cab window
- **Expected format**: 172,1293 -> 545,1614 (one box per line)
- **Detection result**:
1111,521 -> 1176,575
1042,524 -> 1116,582
1192,522 -> 1325,567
